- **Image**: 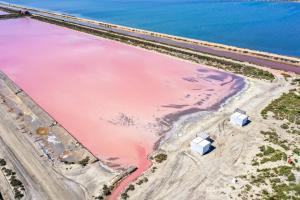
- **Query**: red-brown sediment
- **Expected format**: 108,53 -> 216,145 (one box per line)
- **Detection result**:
0,18 -> 245,199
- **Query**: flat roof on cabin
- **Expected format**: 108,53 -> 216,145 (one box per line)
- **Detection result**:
192,137 -> 211,146
231,112 -> 248,120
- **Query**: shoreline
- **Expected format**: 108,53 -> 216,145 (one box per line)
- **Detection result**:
1,2 -> 299,63
157,75 -> 246,148
159,75 -> 249,162
119,75 -> 250,200
114,75 -> 247,199
0,3 -> 300,74
126,73 -> 296,200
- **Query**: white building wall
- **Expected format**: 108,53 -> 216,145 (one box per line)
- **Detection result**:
190,138 -> 211,155
230,112 -> 248,126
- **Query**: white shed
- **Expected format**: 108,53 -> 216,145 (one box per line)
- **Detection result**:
230,112 -> 248,127
190,137 -> 211,155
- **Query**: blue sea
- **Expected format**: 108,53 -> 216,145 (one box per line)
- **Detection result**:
7,0 -> 300,57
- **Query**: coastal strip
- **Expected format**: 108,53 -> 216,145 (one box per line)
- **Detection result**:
0,3 -> 299,74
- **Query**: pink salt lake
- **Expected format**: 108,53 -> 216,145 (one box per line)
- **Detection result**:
0,18 -> 244,199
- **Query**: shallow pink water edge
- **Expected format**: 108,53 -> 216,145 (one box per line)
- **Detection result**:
0,18 -> 244,198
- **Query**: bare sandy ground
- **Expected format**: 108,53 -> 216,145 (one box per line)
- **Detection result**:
0,74 -> 117,200
125,71 -> 296,200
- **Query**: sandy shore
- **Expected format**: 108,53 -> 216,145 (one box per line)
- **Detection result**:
0,3 -> 299,73
0,72 -> 118,199
124,71 -> 296,200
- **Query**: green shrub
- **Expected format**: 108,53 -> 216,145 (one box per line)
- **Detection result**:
261,91 -> 300,124
262,189 -> 269,196
102,184 -> 111,196
280,123 -> 289,129
260,146 -> 275,155
154,153 -> 167,163
10,176 -> 23,187
276,166 -> 293,176
293,148 -> 300,156
95,195 -> 104,200
245,184 -> 252,192
78,156 -> 90,167
293,184 -> 300,193
287,173 -> 296,182
0,159 -> 6,166
127,184 -> 135,191
13,188 -> 24,200
121,192 -> 129,200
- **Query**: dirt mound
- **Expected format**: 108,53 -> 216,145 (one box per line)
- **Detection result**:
36,127 -> 49,135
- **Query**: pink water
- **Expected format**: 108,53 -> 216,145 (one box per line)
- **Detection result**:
0,18 -> 244,199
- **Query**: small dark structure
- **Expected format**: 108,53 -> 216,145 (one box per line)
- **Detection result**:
234,108 -> 246,115
19,10 -> 31,16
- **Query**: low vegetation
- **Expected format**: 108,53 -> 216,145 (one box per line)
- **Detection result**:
121,192 -> 129,200
0,158 -> 25,199
260,130 -> 290,150
256,145 -> 287,164
120,184 -> 136,200
0,158 -> 6,166
78,156 -> 90,167
237,90 -> 300,199
240,136 -> 299,200
153,153 -> 167,163
95,184 -> 114,199
261,90 -> 300,124
102,184 -> 112,196
136,177 -> 148,185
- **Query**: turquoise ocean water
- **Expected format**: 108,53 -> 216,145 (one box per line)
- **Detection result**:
7,0 -> 300,56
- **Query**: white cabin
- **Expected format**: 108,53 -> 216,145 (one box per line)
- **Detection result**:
190,137 -> 211,155
230,112 -> 248,127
